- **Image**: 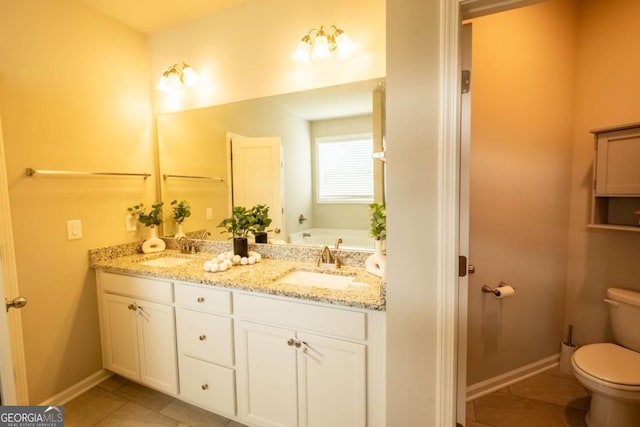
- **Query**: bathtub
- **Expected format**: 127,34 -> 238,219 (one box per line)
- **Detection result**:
288,228 -> 374,251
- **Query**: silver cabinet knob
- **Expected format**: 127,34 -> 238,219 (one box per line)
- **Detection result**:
197,297 -> 205,303
201,384 -> 209,390
199,335 -> 206,341
287,338 -> 295,346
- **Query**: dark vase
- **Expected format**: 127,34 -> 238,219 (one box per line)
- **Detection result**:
233,237 -> 249,257
254,232 -> 268,244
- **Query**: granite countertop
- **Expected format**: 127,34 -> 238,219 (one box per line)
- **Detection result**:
92,249 -> 386,311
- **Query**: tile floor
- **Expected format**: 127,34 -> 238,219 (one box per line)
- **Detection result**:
63,375 -> 247,427
64,366 -> 589,426
466,366 -> 590,427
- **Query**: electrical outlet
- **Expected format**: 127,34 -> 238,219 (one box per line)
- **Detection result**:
125,214 -> 137,232
66,220 -> 82,240
206,207 -> 213,220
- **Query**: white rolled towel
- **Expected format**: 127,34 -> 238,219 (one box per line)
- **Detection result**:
365,253 -> 386,278
142,236 -> 166,254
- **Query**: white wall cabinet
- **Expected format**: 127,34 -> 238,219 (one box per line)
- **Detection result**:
235,293 -> 368,427
97,271 -> 178,395
590,123 -> 640,231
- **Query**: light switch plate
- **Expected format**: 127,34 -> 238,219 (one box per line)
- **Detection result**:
125,214 -> 137,232
206,207 -> 213,220
66,220 -> 82,240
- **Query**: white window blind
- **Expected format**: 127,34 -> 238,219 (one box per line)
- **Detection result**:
316,135 -> 373,203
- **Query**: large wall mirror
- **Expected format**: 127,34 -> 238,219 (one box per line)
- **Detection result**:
156,77 -> 386,251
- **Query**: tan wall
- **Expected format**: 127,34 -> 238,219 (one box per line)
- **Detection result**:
0,1 -> 153,403
565,0 -> 640,345
148,0 -> 386,114
466,0 -> 577,385
385,0 -> 441,423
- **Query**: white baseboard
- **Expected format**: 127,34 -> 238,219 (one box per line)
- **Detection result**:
39,369 -> 113,406
466,354 -> 560,402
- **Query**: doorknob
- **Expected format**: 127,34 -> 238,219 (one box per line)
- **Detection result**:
5,296 -> 27,312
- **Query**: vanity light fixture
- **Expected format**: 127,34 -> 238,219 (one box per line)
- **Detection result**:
291,25 -> 357,64
156,62 -> 199,92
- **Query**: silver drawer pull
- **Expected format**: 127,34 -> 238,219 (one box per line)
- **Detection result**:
197,297 -> 205,303
199,335 -> 207,341
201,384 -> 209,390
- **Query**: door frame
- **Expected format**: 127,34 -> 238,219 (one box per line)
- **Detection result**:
0,115 -> 29,404
437,1 -> 546,425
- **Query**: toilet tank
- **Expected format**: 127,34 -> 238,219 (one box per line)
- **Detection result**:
606,287 -> 640,352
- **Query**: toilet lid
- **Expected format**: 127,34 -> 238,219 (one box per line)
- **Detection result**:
573,343 -> 640,386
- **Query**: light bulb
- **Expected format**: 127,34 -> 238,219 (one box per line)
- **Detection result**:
182,65 -> 199,87
166,72 -> 182,92
156,75 -> 169,91
291,38 -> 312,64
335,31 -> 357,60
312,34 -> 331,60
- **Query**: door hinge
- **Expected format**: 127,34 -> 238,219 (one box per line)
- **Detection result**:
458,256 -> 467,277
461,70 -> 471,94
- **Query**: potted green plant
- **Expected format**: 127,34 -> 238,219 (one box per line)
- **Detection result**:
369,202 -> 386,242
367,202 -> 386,277
218,206 -> 256,257
127,202 -> 166,253
171,199 -> 191,238
250,204 -> 273,244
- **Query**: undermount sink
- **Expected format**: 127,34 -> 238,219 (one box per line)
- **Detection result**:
276,270 -> 367,291
139,256 -> 194,268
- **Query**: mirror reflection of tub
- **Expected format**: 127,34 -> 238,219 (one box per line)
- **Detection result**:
289,228 -> 374,251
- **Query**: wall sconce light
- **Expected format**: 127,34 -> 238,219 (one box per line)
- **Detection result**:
156,62 -> 199,92
291,25 -> 357,64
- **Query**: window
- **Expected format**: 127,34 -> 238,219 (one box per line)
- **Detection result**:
316,134 -> 374,203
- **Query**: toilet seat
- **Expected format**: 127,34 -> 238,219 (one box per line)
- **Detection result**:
573,343 -> 640,389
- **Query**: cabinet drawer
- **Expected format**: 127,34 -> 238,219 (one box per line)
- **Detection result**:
179,355 -> 236,416
175,283 -> 232,314
98,271 -> 173,303
176,308 -> 234,366
234,293 -> 366,341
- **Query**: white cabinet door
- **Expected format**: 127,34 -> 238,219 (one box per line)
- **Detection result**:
101,293 -> 140,381
236,321 -> 298,427
136,300 -> 179,395
297,333 -> 366,427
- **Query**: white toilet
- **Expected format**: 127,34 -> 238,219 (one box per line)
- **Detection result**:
572,287 -> 640,427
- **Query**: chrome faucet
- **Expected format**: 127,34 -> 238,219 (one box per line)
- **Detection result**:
200,230 -> 211,239
177,236 -> 196,254
317,245 -> 341,268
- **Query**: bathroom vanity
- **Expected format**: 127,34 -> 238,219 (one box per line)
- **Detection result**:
92,249 -> 386,427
